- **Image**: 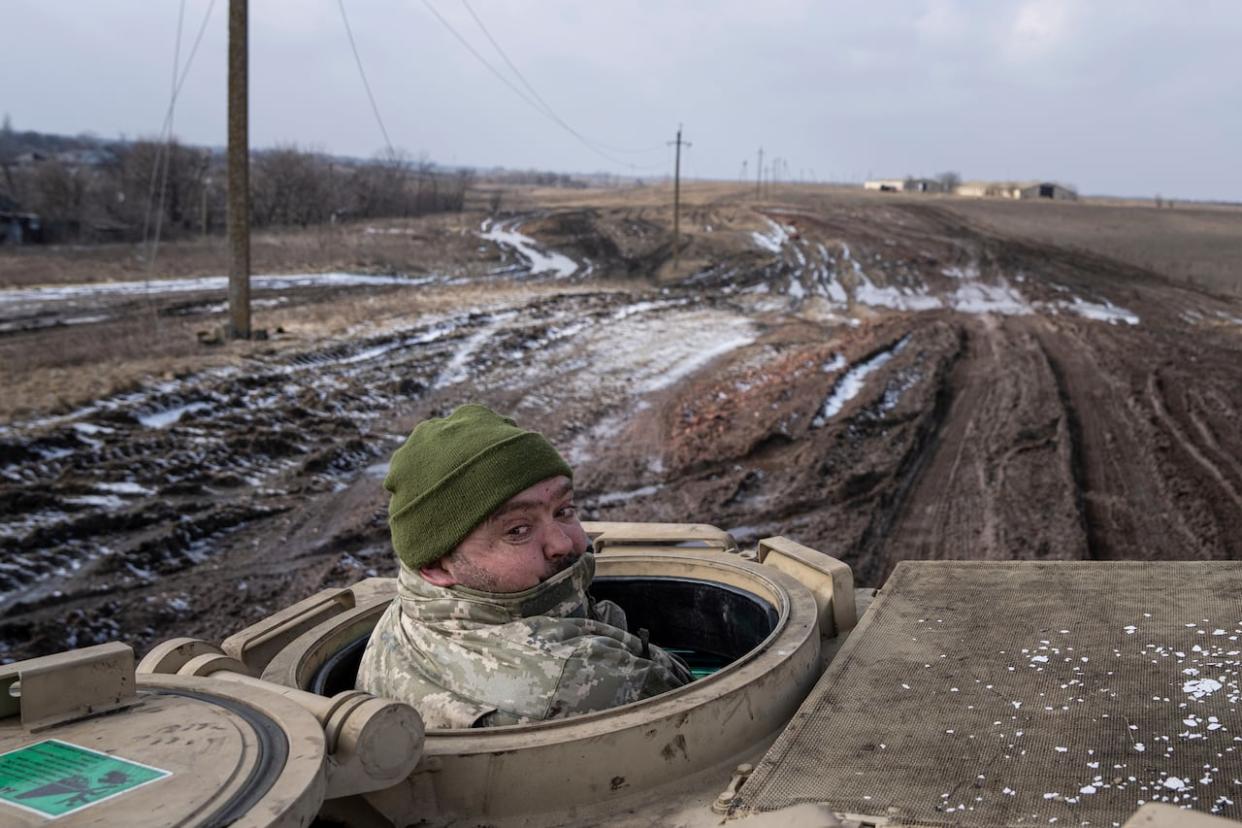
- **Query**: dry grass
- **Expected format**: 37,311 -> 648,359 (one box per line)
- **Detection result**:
0,213 -> 492,289
0,273 -> 629,421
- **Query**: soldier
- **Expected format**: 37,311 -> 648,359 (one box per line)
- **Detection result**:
356,404 -> 692,728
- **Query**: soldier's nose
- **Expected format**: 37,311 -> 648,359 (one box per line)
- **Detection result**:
544,523 -> 574,559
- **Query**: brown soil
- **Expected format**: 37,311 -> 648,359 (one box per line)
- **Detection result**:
2,185 -> 1240,662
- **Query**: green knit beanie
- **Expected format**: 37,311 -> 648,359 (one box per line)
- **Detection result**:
385,404 -> 573,570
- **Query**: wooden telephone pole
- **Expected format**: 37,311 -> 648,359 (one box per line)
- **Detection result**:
227,0 -> 251,339
669,125 -> 691,274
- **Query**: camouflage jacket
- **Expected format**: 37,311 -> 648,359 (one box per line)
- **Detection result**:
356,553 -> 693,728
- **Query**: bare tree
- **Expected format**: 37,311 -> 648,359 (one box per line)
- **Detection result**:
111,139 -> 209,235
936,171 -> 962,194
251,144 -> 335,227
25,160 -> 87,239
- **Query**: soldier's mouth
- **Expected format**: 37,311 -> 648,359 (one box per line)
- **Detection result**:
544,549 -> 584,580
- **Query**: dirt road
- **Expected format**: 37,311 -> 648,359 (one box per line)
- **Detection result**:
2,192 -> 1240,661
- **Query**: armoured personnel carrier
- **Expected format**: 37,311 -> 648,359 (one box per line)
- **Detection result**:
3,523 -> 1240,827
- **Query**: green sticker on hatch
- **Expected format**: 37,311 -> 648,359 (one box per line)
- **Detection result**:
0,739 -> 171,819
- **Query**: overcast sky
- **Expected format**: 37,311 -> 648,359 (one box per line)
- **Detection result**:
6,1 -> 1241,201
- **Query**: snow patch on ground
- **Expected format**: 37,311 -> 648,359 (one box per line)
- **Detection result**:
563,308 -> 757,465
0,272 -> 435,305
753,241 -> 1142,325
95,481 -> 155,496
1055,297 -> 1140,325
813,337 -> 910,426
751,218 -> 791,253
137,401 -> 214,429
855,275 -> 945,312
950,281 -> 1033,316
591,484 -> 664,507
480,219 -> 578,278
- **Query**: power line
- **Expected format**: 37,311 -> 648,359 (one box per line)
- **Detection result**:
458,0 -> 663,157
418,0 -> 663,172
141,0 -> 217,272
337,0 -> 395,156
148,0 -> 187,270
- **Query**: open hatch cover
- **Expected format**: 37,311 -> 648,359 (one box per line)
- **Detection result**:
738,561 -> 1242,826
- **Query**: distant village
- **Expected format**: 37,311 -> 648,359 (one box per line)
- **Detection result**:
2,125 -> 1089,248
863,176 -> 1077,200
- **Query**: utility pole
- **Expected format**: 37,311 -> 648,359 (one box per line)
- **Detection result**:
201,178 -> 210,238
740,159 -> 747,183
668,125 -> 691,274
227,0 -> 251,339
756,147 -> 764,199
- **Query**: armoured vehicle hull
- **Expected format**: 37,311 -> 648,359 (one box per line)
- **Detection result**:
3,523 -> 1240,828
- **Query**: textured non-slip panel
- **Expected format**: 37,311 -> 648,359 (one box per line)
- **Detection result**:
739,561 -> 1242,826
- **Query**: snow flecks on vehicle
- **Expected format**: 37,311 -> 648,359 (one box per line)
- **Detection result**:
968,619 -> 1242,820
812,337 -> 910,427
1184,678 -> 1224,700
479,218 -> 578,279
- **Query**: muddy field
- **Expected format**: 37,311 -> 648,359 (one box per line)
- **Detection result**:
2,185 -> 1241,662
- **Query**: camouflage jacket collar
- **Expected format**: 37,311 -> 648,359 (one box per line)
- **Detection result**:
397,553 -> 596,624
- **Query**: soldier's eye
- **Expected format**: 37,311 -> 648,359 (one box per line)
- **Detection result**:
505,524 -> 532,540
556,505 -> 577,520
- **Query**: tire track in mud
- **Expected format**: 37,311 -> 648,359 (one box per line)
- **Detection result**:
0,289 -> 759,660
849,325 -> 964,585
1147,371 -> 1242,512
862,317 -> 1090,582
1031,319 -> 1240,562
1037,337 -> 1099,560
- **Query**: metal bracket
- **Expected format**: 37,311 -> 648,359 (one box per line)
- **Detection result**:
0,642 -> 138,731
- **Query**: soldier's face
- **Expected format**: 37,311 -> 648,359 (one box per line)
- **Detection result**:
438,475 -> 589,593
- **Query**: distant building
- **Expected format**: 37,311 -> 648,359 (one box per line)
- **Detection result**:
54,148 -> 116,167
956,180 -> 1077,200
0,195 -> 42,245
864,177 -> 944,193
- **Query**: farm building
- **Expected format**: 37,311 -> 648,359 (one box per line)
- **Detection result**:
0,194 -> 42,245
957,180 -> 1077,200
864,178 -> 944,193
